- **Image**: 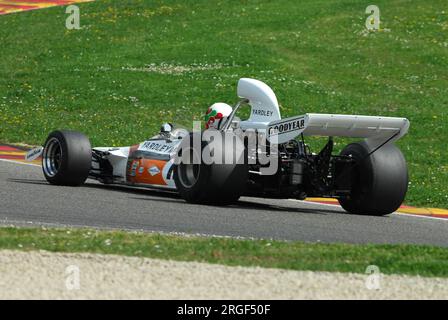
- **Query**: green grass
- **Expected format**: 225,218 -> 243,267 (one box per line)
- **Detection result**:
1,227 -> 447,277
0,0 -> 447,207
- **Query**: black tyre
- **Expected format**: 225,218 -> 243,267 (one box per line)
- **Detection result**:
338,141 -> 408,216
42,130 -> 92,186
173,131 -> 248,205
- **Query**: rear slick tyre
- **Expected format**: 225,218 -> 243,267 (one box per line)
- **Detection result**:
338,141 -> 408,216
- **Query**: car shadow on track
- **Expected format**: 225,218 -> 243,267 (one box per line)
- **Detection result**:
83,183 -> 182,200
8,178 -> 346,216
8,178 -> 182,200
8,178 -> 49,186
130,196 -> 340,215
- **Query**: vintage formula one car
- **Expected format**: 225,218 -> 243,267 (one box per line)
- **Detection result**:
26,78 -> 410,216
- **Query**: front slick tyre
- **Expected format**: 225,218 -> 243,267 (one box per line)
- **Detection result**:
338,141 -> 408,216
42,130 -> 92,186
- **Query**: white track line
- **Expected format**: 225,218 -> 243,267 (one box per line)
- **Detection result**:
0,218 -> 256,240
288,199 -> 447,221
393,212 -> 448,221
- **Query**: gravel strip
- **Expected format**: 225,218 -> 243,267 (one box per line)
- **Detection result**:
0,250 -> 447,299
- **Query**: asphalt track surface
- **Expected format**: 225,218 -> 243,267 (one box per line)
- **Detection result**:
0,160 -> 447,247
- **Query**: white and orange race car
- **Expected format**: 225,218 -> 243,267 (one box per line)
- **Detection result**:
26,78 -> 410,216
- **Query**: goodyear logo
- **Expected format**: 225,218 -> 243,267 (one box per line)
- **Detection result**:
268,116 -> 306,136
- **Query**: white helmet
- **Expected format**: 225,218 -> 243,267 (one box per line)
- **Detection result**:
204,103 -> 233,129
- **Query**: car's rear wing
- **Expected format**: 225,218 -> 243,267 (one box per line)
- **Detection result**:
267,113 -> 410,147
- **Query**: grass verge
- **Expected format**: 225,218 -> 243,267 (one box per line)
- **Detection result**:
1,227 -> 447,278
